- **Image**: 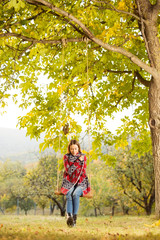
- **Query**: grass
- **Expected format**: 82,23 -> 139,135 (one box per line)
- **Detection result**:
0,215 -> 160,239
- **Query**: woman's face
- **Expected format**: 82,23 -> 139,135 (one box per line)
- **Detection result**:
70,144 -> 79,156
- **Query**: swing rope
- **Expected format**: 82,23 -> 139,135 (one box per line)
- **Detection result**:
85,38 -> 93,198
86,38 -> 90,180
55,42 -> 65,195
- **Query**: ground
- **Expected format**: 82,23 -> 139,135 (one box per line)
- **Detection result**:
0,215 -> 160,239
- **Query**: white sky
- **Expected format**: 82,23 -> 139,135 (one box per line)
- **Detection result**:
0,102 -> 25,129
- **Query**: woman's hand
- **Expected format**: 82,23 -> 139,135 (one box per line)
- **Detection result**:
79,156 -> 84,161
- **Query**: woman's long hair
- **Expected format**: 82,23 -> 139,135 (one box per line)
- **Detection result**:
67,139 -> 82,154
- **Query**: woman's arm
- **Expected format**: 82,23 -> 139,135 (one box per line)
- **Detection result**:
82,155 -> 87,174
63,154 -> 77,176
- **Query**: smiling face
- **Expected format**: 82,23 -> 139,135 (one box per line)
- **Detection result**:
70,144 -> 79,156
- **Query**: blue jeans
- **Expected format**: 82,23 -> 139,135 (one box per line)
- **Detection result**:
66,185 -> 83,215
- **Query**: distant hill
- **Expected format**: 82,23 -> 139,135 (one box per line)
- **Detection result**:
0,128 -> 53,164
0,128 -> 92,165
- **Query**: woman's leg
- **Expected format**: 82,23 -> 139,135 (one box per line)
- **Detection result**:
72,186 -> 83,215
66,187 -> 74,215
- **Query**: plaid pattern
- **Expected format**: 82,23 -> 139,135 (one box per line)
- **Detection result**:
61,153 -> 91,196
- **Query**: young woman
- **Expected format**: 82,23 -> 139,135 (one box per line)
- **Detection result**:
61,139 -> 90,227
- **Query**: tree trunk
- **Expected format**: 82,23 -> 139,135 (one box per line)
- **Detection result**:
98,207 -> 102,215
149,79 -> 160,218
134,0 -> 160,218
0,207 -> 5,215
122,205 -> 129,215
34,203 -> 37,215
112,206 -> 115,216
60,208 -> 66,217
94,207 -> 97,217
145,206 -> 152,216
50,202 -> 55,215
48,195 -> 66,217
42,207 -> 45,215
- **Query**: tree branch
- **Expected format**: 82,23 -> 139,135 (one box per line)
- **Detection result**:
123,190 -> 145,209
49,12 -> 85,36
93,37 -> 158,78
136,0 -> 155,68
104,70 -> 132,74
5,10 -> 45,28
92,0 -> 142,22
115,74 -> 136,107
122,168 -> 142,193
130,162 -> 142,192
0,32 -> 86,44
26,0 -> 157,78
1,0 -> 157,78
18,42 -> 35,59
135,70 -> 150,87
26,0 -> 94,38
147,185 -> 154,199
155,0 -> 160,11
148,188 -> 155,209
116,174 -> 145,208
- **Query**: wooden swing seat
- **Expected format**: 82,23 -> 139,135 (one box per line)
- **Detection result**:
54,189 -> 93,198
54,190 -> 64,196
83,191 -> 93,199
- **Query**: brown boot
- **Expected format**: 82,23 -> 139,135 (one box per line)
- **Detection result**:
66,213 -> 73,227
73,214 -> 77,226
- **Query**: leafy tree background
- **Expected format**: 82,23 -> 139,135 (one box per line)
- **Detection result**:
1,0 -> 160,216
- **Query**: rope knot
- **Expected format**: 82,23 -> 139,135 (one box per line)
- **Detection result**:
61,38 -> 66,46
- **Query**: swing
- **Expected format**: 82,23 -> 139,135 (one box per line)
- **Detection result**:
54,39 -> 93,199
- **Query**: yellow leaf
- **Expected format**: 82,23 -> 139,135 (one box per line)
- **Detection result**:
118,1 -> 126,10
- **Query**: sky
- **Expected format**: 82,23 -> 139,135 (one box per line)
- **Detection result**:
0,103 -> 23,129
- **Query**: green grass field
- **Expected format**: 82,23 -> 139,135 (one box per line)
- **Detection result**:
0,215 -> 160,240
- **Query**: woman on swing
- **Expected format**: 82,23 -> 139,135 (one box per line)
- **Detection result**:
61,139 -> 90,227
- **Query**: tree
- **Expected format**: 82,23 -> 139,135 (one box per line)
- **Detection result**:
34,196 -> 49,215
81,159 -> 119,216
18,197 -> 35,215
0,160 -> 27,214
111,148 -> 155,215
1,0 -> 160,217
25,155 -> 66,216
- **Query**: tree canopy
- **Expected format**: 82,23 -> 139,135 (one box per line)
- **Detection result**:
0,0 -> 153,145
